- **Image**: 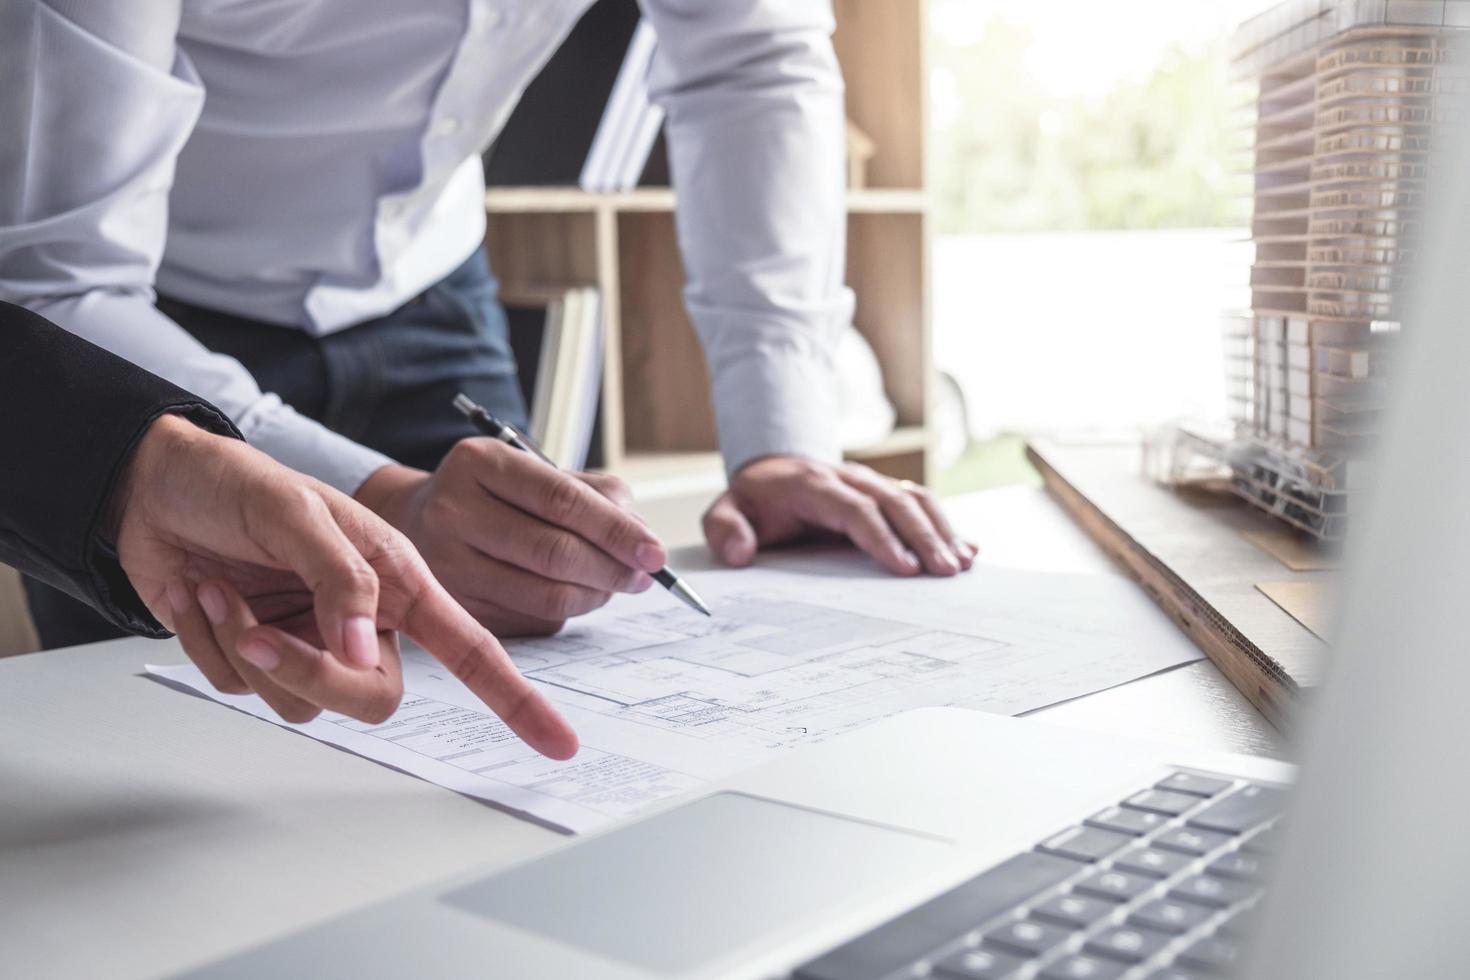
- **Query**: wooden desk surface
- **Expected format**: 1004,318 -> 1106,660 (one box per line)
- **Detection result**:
1027,440 -> 1333,729
0,485 -> 1283,980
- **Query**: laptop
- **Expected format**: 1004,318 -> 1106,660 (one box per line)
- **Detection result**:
180,106 -> 1470,980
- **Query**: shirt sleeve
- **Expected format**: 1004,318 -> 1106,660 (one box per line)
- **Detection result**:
638,0 -> 854,475
0,303 -> 242,638
0,1 -> 392,495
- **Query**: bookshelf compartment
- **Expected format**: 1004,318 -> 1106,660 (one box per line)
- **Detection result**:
614,209 -> 932,479
617,212 -> 719,456
483,211 -> 600,286
848,211 -> 929,432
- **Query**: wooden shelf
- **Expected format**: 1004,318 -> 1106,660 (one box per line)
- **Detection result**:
609,426 -> 934,496
485,186 -> 927,215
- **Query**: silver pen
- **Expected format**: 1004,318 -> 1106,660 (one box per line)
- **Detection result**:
453,394 -> 711,616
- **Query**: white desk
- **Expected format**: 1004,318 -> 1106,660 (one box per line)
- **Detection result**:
0,486 -> 1284,980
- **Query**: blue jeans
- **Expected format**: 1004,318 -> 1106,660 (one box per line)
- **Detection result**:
25,247 -> 526,648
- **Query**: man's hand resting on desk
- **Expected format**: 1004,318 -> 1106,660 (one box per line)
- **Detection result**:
109,414 -> 577,760
702,457 -> 977,576
355,439 -> 668,636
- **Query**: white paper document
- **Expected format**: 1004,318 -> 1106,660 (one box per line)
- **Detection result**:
148,556 -> 1203,833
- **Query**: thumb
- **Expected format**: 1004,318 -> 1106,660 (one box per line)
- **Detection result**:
703,493 -> 758,567
252,484 -> 382,670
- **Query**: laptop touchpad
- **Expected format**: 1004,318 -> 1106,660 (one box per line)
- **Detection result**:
441,791 -> 954,974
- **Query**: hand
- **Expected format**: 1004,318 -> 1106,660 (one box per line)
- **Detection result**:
702,456 -> 977,576
112,414 -> 577,759
355,439 -> 667,636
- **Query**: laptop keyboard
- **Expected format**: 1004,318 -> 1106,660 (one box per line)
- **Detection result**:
794,772 -> 1286,980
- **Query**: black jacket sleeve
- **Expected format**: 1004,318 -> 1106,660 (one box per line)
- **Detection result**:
0,302 -> 242,637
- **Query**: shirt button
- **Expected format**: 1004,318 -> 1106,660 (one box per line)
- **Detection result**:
432,116 -> 462,137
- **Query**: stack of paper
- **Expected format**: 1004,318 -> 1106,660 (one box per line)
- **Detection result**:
503,284 -> 603,470
580,21 -> 664,193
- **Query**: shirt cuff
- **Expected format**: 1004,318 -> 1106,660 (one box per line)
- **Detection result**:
700,289 -> 853,477
234,395 -> 394,495
709,336 -> 846,478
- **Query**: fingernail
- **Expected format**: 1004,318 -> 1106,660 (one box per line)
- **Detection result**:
342,616 -> 380,669
936,549 -> 960,574
901,550 -> 921,572
635,541 -> 666,572
631,573 -> 654,593
238,638 -> 280,672
167,580 -> 192,616
197,583 -> 227,626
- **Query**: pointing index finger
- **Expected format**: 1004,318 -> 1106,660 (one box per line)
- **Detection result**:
404,579 -> 579,760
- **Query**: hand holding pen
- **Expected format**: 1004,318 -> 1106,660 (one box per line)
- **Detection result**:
453,395 -> 709,617
355,394 -> 707,636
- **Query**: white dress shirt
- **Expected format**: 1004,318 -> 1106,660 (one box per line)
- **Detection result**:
0,0 -> 852,491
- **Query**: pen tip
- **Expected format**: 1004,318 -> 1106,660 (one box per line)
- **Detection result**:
669,579 -> 711,617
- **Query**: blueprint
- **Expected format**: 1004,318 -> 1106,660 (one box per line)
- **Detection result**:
149,559 -> 1204,834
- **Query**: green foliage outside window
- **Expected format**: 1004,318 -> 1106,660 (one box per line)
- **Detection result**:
932,19 -> 1250,234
